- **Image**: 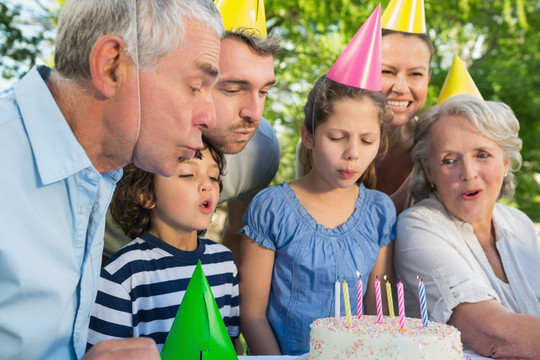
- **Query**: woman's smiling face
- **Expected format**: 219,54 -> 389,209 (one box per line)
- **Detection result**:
381,33 -> 431,126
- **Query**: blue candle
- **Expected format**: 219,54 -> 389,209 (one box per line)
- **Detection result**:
417,276 -> 429,327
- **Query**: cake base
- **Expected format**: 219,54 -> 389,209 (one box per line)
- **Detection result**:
309,315 -> 463,359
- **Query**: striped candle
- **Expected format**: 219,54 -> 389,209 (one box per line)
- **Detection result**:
356,271 -> 363,319
417,276 -> 429,327
397,281 -> 406,330
342,280 -> 352,327
383,275 -> 395,317
375,276 -> 383,323
335,279 -> 341,321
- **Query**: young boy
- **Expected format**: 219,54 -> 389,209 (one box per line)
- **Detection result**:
87,141 -> 239,352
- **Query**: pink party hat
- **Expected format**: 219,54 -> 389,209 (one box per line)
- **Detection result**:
327,4 -> 382,91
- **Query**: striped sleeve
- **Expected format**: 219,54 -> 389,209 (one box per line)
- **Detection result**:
227,266 -> 240,338
86,266 -> 133,350
202,241 -> 240,338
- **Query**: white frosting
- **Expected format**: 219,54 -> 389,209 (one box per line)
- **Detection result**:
309,315 -> 463,359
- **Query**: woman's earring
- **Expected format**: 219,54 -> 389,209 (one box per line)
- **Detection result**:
430,182 -> 436,189
504,172 -> 508,177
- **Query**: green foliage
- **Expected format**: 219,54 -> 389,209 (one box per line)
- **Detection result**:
1,0 -> 539,220
263,0 -> 540,221
0,1 -> 58,80
264,0 -> 381,183
1,3 -> 39,79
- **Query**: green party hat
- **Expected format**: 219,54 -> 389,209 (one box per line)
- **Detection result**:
160,260 -> 238,360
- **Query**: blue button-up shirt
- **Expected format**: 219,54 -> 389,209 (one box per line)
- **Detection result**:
0,66 -> 122,359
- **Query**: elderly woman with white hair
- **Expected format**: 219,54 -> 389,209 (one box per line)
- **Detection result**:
395,94 -> 540,359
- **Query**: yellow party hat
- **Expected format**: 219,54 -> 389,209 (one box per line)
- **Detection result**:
381,0 -> 426,33
215,0 -> 267,38
437,54 -> 483,104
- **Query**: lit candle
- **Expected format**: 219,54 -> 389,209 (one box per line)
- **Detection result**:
417,276 -> 429,327
342,280 -> 352,327
356,271 -> 363,319
375,276 -> 383,323
397,281 -> 406,330
384,275 -> 394,317
335,279 -> 341,321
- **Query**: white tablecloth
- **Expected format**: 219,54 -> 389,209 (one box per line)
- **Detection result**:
239,349 -> 491,359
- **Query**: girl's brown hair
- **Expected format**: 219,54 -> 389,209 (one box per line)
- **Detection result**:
302,76 -> 392,188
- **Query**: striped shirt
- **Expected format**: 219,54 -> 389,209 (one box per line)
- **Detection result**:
87,232 -> 239,352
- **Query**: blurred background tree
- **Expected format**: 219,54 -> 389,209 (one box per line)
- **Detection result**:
0,0 -> 59,80
263,0 -> 540,222
1,0 -> 538,221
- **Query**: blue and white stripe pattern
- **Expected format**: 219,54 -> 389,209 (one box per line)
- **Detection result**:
417,276 -> 429,327
86,232 -> 239,352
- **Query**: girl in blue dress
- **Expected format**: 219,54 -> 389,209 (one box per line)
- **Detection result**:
239,74 -> 397,355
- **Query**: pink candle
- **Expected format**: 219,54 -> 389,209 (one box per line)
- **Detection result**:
375,276 -> 383,323
397,281 -> 406,330
356,271 -> 363,319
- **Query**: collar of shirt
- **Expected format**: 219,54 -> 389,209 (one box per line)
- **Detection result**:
14,66 -> 122,185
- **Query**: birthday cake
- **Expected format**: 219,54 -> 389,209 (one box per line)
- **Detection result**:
309,315 -> 463,360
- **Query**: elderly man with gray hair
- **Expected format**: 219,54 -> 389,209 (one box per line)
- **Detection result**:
0,0 -> 223,359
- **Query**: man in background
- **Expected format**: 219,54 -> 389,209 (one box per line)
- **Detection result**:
104,0 -> 281,262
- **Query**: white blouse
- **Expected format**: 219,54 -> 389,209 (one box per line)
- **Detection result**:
395,195 -> 540,324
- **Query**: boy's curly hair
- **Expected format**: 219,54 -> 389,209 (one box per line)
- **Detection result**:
110,140 -> 225,239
